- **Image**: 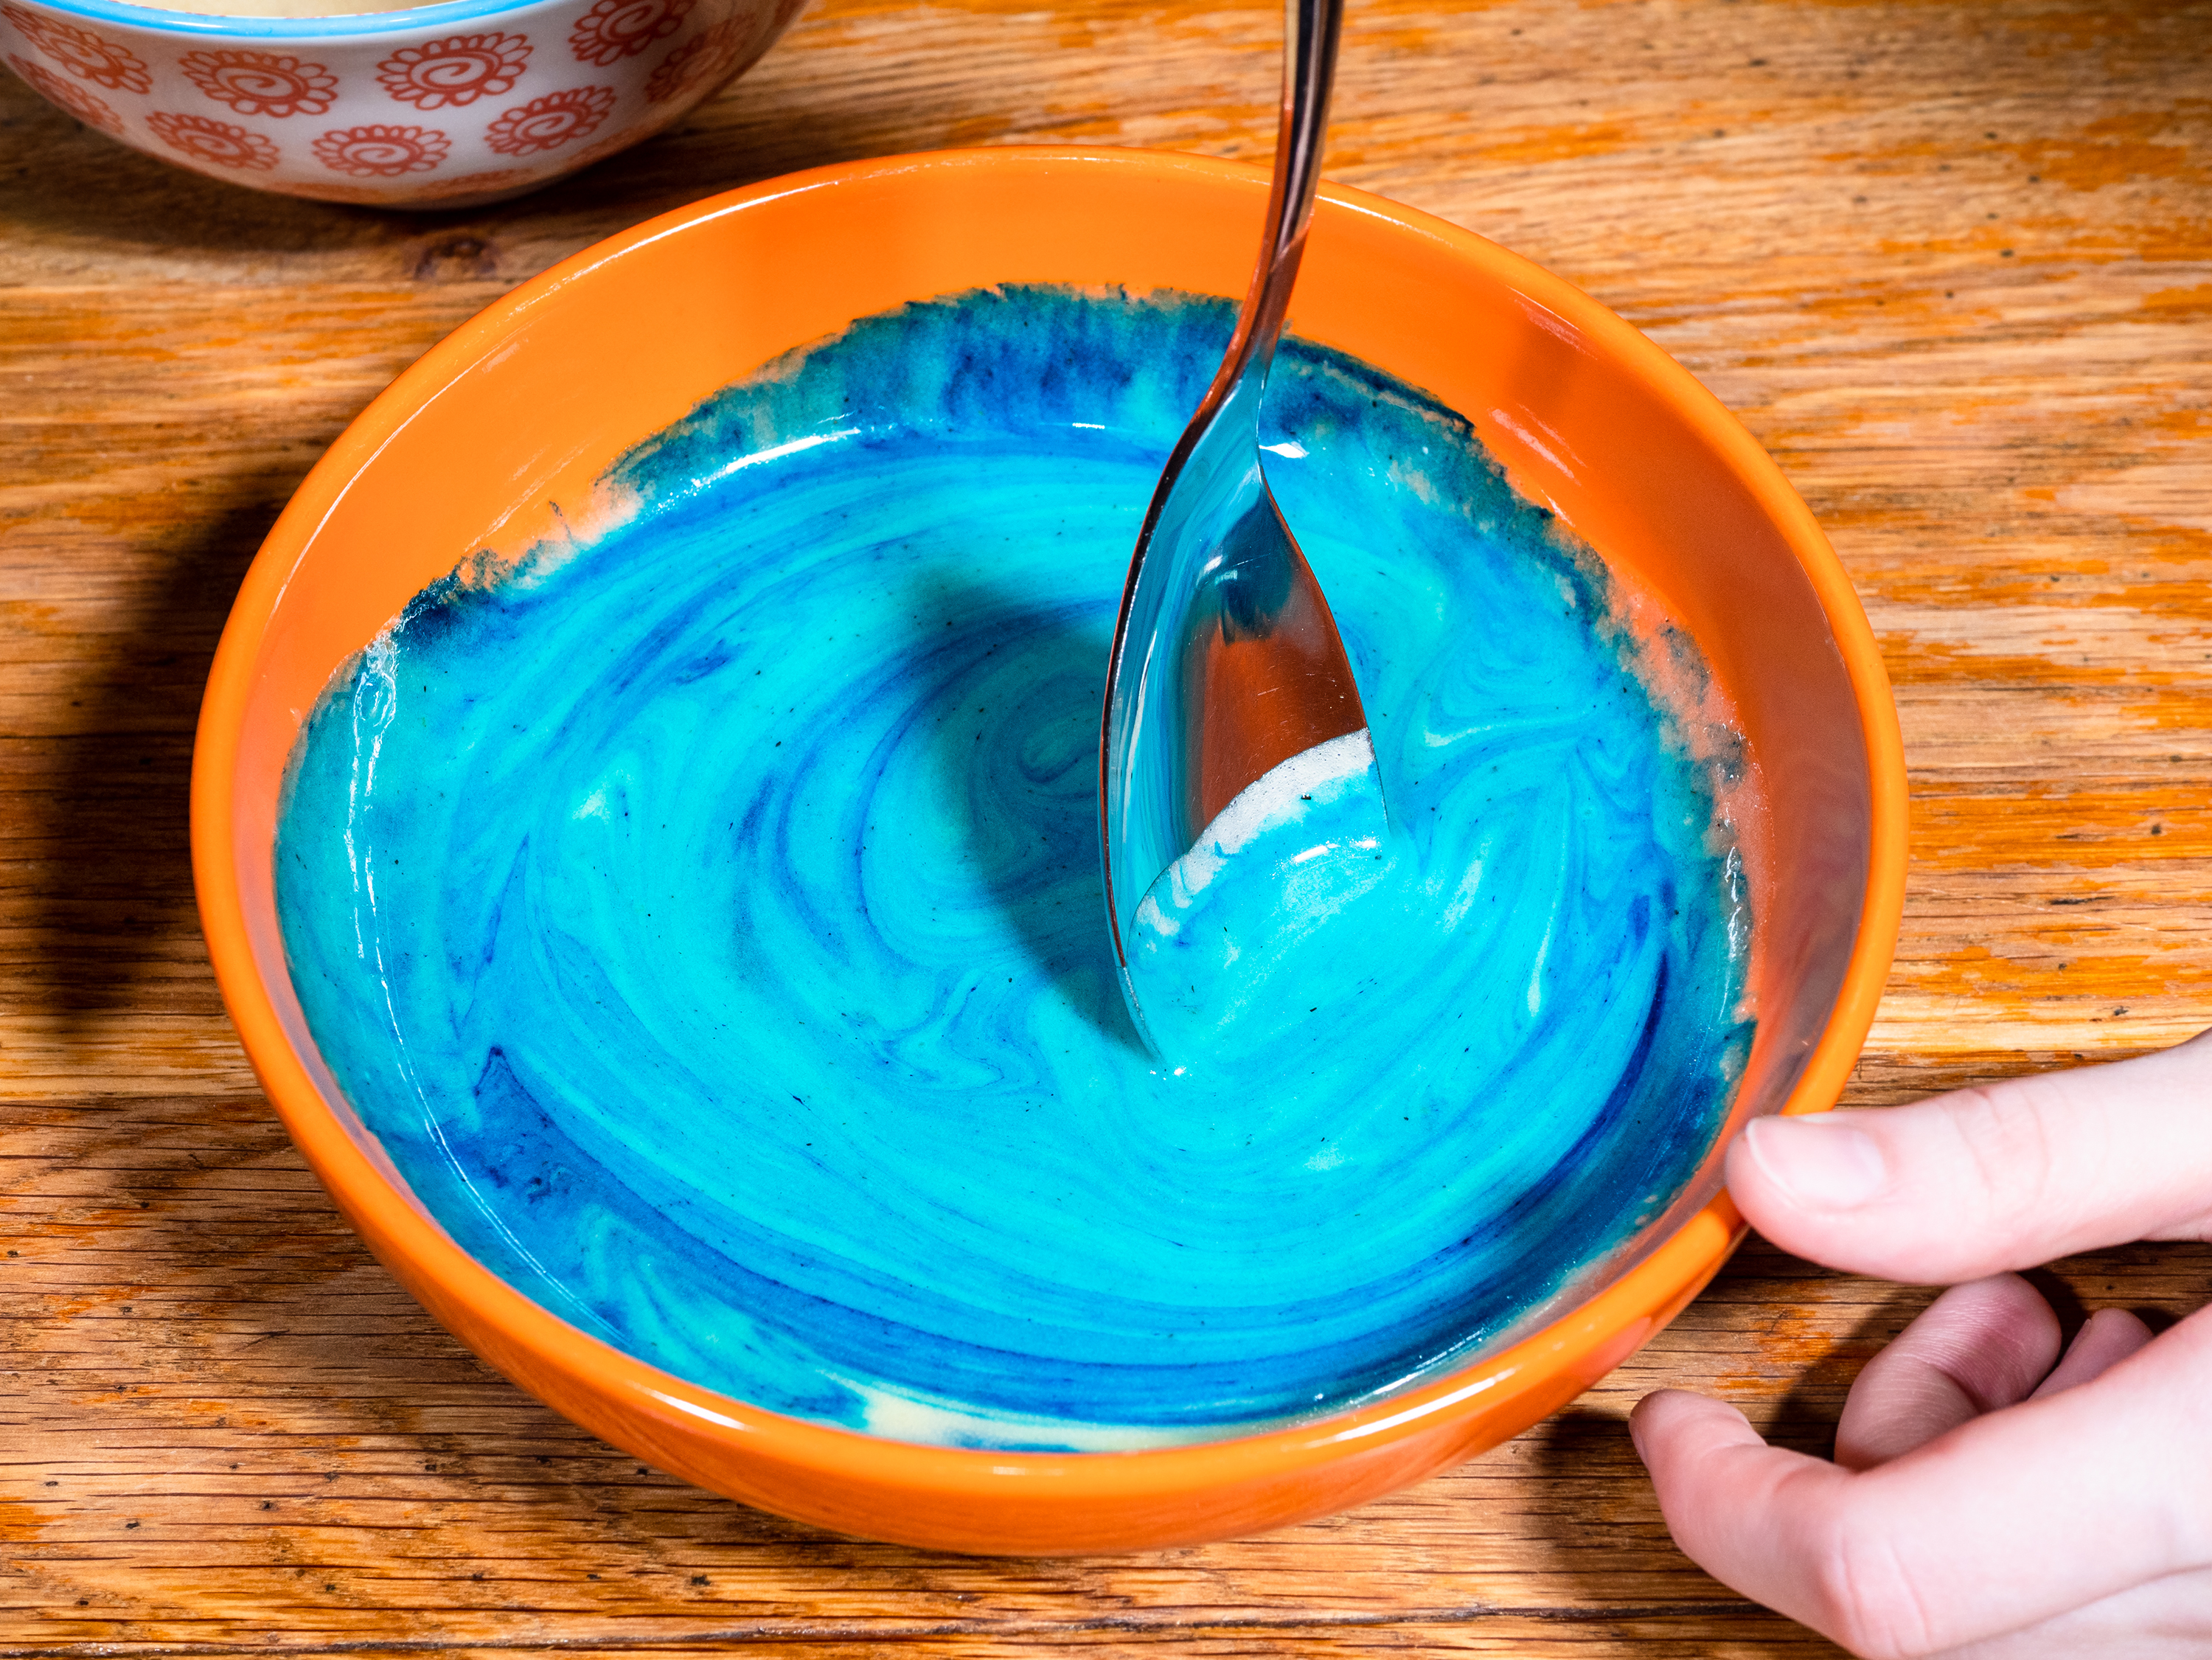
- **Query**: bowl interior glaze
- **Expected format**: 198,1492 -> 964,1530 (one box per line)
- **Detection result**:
193,147 -> 1906,1553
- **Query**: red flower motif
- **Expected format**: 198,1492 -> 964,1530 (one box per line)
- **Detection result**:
146,110 -> 279,170
7,52 -> 122,132
1,4 -> 149,92
375,32 -> 529,111
642,16 -> 742,104
313,122 -> 450,176
482,83 -> 613,156
178,49 -> 337,118
566,0 -> 691,66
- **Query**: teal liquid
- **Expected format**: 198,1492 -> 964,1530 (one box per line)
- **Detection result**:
275,286 -> 1751,1450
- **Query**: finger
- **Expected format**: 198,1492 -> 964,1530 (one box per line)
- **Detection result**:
2031,1306 -> 2155,1401
1632,1302 -> 2212,1659
1632,1387 -> 1849,1603
1726,1029 -> 2212,1283
1835,1275 -> 2060,1471
1928,1564 -> 2212,1659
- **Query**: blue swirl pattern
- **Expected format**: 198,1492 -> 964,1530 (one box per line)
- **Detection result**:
275,286 -> 1752,1449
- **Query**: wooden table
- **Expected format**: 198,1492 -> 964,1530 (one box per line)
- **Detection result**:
4,0 -> 2208,1650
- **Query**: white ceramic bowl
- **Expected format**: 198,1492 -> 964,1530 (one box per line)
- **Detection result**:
0,0 -> 801,207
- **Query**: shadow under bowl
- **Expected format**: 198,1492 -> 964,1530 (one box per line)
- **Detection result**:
191,145 -> 1907,1553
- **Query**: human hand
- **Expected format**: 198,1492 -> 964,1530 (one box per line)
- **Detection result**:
1631,1029 -> 2212,1658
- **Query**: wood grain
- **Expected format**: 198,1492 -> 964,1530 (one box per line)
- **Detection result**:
3,0 -> 2208,1650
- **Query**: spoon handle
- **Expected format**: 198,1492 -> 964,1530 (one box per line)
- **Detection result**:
1206,0 -> 1345,414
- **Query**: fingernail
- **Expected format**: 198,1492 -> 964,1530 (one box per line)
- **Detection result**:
1742,1114 -> 1888,1209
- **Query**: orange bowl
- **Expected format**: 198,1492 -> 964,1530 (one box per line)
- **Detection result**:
192,145 -> 1906,1554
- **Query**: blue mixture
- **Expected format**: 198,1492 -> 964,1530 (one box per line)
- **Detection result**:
275,285 -> 1752,1449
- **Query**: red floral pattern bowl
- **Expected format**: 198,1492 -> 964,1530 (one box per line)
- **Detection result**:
0,0 -> 802,207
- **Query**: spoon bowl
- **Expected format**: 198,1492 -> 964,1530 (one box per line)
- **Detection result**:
1099,0 -> 1379,1057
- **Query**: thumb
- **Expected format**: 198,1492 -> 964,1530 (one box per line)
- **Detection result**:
1726,1030 -> 2212,1284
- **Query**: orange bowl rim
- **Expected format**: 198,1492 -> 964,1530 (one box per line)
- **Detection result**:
189,143 -> 1907,1499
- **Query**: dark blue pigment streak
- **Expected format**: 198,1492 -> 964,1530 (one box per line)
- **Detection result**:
276,286 -> 1753,1450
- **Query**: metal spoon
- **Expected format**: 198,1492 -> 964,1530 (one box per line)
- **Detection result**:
1099,0 -> 1376,1058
